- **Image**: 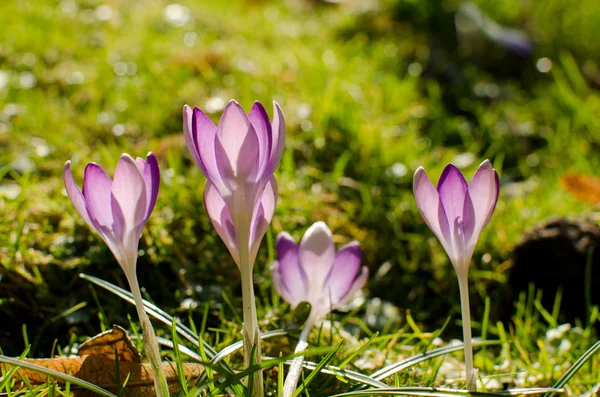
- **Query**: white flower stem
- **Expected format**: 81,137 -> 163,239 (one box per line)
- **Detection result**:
282,314 -> 317,397
127,273 -> 169,397
457,273 -> 476,391
238,227 -> 263,397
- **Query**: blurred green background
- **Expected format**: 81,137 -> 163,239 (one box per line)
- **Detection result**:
1,0 -> 600,357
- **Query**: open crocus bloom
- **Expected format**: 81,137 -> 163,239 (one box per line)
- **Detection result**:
413,160 -> 499,274
183,100 -> 284,266
271,222 -> 368,319
63,153 -> 160,274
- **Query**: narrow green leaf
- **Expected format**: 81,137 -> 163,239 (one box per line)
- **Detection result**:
0,355 -> 117,397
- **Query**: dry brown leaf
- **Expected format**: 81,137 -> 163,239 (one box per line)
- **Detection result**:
561,173 -> 600,204
6,326 -> 204,396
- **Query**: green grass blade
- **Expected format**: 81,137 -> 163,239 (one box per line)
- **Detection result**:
0,355 -> 117,397
339,332 -> 379,369
79,274 -> 229,372
330,386 -> 564,397
545,340 -> 600,397
370,340 -> 501,381
292,341 -> 343,397
171,319 -> 189,395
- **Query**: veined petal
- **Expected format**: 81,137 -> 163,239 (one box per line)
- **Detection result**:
414,167 -> 455,264
64,161 -> 94,230
112,154 -> 147,232
83,163 -> 114,229
135,153 -> 160,219
466,160 -> 499,242
183,105 -> 204,170
437,164 -> 468,228
214,100 -> 260,184
204,181 -> 240,266
414,167 -> 448,243
298,221 -> 335,297
248,101 -> 272,176
336,266 -> 368,306
190,107 -> 230,195
270,260 -> 297,306
249,176 -> 278,263
324,241 -> 362,305
276,232 -> 307,304
265,101 -> 286,176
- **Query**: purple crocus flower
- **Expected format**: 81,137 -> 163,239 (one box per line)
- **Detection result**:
184,100 -> 285,396
413,159 -> 499,390
64,152 -> 169,397
413,160 -> 499,274
271,221 -> 368,397
183,100 -> 284,266
63,153 -> 159,273
271,221 -> 368,319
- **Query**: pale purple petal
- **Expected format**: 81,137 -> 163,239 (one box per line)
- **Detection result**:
466,160 -> 499,240
249,176 -> 278,263
323,241 -> 362,304
414,167 -> 454,263
204,181 -> 240,266
336,266 -> 368,306
414,167 -> 447,242
276,232 -> 308,304
270,261 -> 297,306
298,221 -> 335,296
111,154 -> 147,231
191,107 -> 230,195
214,100 -> 260,184
143,153 -> 160,218
64,161 -> 94,230
265,101 -> 286,176
183,105 -> 204,171
437,164 -> 468,228
247,102 -> 272,176
83,163 -> 114,229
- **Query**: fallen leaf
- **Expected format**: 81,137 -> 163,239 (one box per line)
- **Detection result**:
6,325 -> 204,396
561,173 -> 600,205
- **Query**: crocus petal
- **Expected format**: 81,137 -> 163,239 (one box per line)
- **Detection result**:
413,167 -> 451,246
298,221 -> 336,296
336,266 -> 368,306
270,260 -> 296,305
247,101 -> 272,176
204,181 -> 240,266
323,241 -> 362,304
190,107 -> 230,195
144,153 -> 160,218
136,153 -> 160,219
265,101 -> 286,176
183,105 -> 204,170
249,175 -> 278,263
111,154 -> 147,232
83,163 -> 114,229
64,161 -> 94,230
437,164 -> 468,228
214,101 -> 260,184
466,160 -> 499,241
276,232 -> 308,305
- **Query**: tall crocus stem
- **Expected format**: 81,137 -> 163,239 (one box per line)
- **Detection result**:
238,226 -> 264,397
282,314 -> 317,397
126,272 -> 169,397
457,272 -> 475,391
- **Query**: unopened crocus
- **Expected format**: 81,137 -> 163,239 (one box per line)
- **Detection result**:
413,159 -> 499,390
184,100 -> 285,396
271,221 -> 368,397
64,153 -> 168,397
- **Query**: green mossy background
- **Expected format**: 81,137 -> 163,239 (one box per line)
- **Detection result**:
1,0 -> 600,365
